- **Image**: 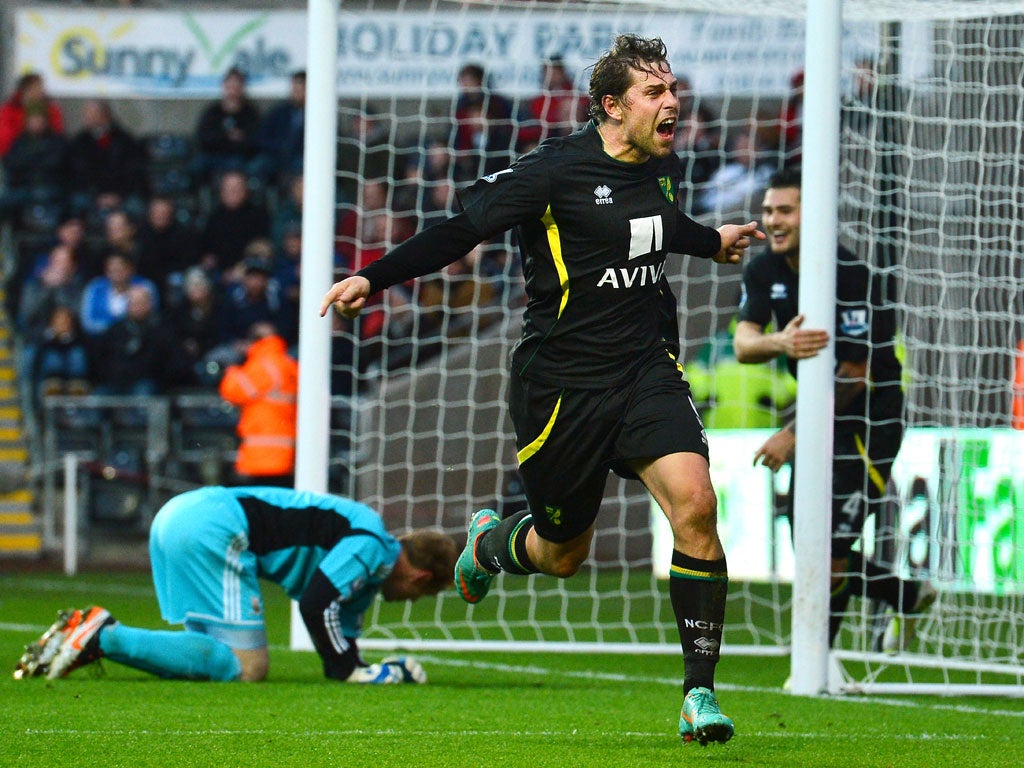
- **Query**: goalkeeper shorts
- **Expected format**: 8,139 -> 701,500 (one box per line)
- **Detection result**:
149,488 -> 268,650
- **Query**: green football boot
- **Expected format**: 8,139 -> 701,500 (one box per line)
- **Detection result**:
679,686 -> 734,745
454,509 -> 501,604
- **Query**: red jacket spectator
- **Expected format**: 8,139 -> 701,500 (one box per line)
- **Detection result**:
335,180 -> 415,342
518,56 -> 589,149
451,63 -> 516,180
779,68 -> 804,163
0,73 -> 64,157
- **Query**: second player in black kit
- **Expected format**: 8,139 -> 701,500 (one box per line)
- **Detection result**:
322,34 -> 764,745
735,166 -> 934,652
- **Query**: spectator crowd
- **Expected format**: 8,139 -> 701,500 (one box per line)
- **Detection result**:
0,61 -> 804,414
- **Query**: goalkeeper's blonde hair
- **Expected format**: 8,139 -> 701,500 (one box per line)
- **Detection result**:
400,530 -> 458,593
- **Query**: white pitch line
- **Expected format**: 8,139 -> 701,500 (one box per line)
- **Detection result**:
0,578 -> 153,597
16,728 -> 1003,742
1,622 -> 42,633
417,655 -> 1024,720
4,624 -> 1023,722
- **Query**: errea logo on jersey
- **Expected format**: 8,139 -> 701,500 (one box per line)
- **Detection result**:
594,184 -> 614,205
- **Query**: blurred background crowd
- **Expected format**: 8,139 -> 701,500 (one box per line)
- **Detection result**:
0,55 -> 807,424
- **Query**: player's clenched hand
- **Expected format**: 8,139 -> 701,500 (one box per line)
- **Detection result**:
753,428 -> 795,472
777,314 -> 829,359
713,221 -> 766,264
320,276 -> 371,319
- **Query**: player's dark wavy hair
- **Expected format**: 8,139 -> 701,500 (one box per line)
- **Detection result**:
588,34 -> 671,122
768,165 -> 802,191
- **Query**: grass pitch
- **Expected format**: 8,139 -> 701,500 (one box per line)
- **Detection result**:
1,570 -> 1022,768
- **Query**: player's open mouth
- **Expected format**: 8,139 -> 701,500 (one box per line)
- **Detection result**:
657,118 -> 676,138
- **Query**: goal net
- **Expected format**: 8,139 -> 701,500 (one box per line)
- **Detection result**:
324,0 -> 1024,694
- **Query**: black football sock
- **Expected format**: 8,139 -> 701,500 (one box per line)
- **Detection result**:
829,575 -> 853,647
901,581 -> 923,612
475,510 -> 539,575
669,551 -> 728,694
844,551 -> 905,609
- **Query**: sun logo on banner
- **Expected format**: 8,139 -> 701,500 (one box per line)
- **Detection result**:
53,21 -> 138,79
15,9 -> 281,94
16,12 -> 137,82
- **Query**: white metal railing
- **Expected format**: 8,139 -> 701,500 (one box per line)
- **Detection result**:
39,394 -> 238,556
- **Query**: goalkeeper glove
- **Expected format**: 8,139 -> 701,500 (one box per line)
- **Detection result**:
381,655 -> 428,684
346,663 -> 403,684
346,656 -> 427,684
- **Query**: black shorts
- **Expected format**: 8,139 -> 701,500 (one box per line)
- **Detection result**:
786,418 -> 904,557
509,349 -> 709,543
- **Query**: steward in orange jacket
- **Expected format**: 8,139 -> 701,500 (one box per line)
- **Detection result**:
219,325 -> 298,483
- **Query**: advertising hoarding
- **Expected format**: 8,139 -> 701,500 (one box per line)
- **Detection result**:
653,428 -> 1024,594
13,7 -> 877,99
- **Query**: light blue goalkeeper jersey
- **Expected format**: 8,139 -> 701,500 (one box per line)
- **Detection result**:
150,485 -> 400,638
232,486 -> 400,605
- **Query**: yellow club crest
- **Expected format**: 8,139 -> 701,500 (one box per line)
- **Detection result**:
658,176 -> 676,204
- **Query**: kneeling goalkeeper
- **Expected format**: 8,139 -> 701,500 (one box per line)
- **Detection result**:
15,486 -> 457,684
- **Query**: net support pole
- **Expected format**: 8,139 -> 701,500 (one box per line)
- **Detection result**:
63,453 -> 78,577
790,0 -> 841,696
295,0 -> 339,496
292,0 -> 340,652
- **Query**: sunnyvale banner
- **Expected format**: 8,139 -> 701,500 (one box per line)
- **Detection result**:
13,7 -> 879,99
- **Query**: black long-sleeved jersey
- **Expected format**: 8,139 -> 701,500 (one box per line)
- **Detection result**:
358,120 -> 722,388
737,245 -> 903,424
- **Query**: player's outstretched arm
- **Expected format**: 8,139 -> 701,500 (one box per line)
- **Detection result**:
713,221 -> 766,264
320,275 -> 371,319
320,212 -> 487,320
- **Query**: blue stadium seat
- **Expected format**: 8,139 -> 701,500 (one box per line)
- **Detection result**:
146,133 -> 192,164
146,132 -> 195,197
19,202 -> 65,234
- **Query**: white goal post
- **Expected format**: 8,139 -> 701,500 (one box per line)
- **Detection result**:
294,0 -> 1024,697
